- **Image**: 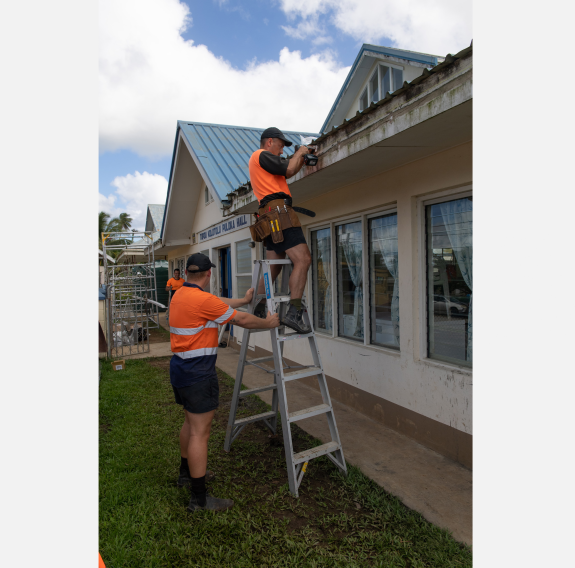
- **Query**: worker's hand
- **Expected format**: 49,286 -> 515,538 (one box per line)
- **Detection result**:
244,287 -> 254,304
297,145 -> 309,155
265,311 -> 280,328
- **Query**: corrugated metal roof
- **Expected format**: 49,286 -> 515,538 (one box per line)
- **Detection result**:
147,204 -> 165,233
177,121 -> 318,201
314,42 -> 472,145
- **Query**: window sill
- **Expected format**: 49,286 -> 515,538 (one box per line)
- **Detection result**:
313,332 -> 401,357
417,356 -> 472,375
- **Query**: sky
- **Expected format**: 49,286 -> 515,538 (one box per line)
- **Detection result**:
99,0 -> 472,230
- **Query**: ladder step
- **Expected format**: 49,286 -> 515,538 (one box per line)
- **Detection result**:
283,366 -> 323,382
278,332 -> 314,342
245,356 -> 274,365
258,260 -> 293,265
292,441 -> 341,465
233,410 -> 276,426
288,403 -> 331,423
239,384 -> 277,397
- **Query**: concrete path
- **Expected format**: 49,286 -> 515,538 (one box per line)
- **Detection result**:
216,347 -> 472,546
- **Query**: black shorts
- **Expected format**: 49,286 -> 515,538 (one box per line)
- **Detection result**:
265,226 -> 307,254
172,375 -> 219,414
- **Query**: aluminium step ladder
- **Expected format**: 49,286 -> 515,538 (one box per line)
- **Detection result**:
224,259 -> 347,497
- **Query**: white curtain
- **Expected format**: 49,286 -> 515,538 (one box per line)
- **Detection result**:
340,232 -> 363,339
372,218 -> 399,347
316,233 -> 332,331
439,199 -> 472,362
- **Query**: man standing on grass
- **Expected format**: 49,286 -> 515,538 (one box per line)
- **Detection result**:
166,268 -> 184,301
170,253 -> 280,512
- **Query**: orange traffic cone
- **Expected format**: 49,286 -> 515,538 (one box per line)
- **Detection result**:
99,553 -> 106,568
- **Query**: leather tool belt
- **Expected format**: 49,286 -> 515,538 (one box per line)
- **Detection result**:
249,199 -> 302,244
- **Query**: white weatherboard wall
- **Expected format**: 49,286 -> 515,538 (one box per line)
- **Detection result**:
250,141 -> 472,436
165,181 -> 255,299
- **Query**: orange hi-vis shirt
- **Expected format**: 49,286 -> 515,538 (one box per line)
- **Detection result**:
167,277 -> 184,291
169,283 -> 236,388
249,149 -> 291,203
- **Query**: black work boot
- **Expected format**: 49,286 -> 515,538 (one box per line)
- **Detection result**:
187,492 -> 234,512
177,469 -> 215,487
281,303 -> 311,334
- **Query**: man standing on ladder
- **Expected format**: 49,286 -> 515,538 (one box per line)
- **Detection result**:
249,127 -> 312,334
170,253 -> 280,512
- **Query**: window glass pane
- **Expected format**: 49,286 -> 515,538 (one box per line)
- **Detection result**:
236,275 -> 252,300
370,70 -> 379,103
359,89 -> 368,111
337,221 -> 363,341
311,228 -> 332,333
381,66 -> 390,95
392,68 -> 403,91
426,197 -> 472,366
369,213 -> 399,349
236,240 -> 252,274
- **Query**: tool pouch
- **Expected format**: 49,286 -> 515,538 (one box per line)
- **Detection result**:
287,207 -> 302,228
267,209 -> 284,243
278,207 -> 293,230
250,214 -> 271,243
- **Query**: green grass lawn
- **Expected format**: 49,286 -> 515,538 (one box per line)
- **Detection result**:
99,357 -> 472,568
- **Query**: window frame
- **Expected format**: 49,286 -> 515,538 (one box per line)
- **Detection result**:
306,204 -> 399,356
367,207 -> 399,350
235,238 -> 253,309
417,185 -> 473,371
310,224 -> 333,335
360,62 -> 404,112
204,185 -> 214,206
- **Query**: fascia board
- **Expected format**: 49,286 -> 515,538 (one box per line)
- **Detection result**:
160,126 -> 182,244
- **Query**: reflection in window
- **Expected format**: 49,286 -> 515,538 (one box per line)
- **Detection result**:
359,88 -> 368,112
311,228 -> 332,333
236,240 -> 252,300
370,70 -> 379,104
369,213 -> 399,349
392,68 -> 403,91
337,221 -> 363,341
381,66 -> 391,95
426,197 -> 472,366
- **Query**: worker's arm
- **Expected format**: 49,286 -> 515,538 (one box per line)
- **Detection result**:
165,285 -> 172,291
219,287 -> 254,308
286,145 -> 308,178
230,309 -> 279,330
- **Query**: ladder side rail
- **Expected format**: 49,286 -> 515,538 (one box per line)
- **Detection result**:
224,328 -> 252,451
271,328 -> 299,496
304,309 -> 348,475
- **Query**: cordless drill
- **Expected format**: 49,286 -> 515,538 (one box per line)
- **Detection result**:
294,145 -> 318,166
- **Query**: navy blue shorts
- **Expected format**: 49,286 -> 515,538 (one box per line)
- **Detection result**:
172,374 -> 219,414
265,226 -> 307,254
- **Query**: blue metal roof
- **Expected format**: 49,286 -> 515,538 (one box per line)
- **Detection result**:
319,44 -> 440,134
177,121 -> 318,201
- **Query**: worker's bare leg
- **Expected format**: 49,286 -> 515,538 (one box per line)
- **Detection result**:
184,409 -> 215,478
285,243 -> 312,299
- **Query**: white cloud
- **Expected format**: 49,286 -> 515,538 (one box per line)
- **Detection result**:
99,171 -> 168,230
277,0 -> 472,56
282,15 -> 332,45
99,0 -> 350,158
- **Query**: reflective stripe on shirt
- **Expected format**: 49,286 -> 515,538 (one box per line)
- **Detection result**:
173,346 -> 219,359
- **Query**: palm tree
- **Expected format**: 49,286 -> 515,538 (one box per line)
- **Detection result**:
117,212 -> 133,231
